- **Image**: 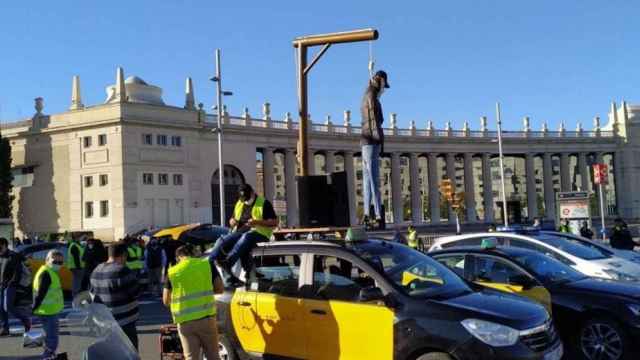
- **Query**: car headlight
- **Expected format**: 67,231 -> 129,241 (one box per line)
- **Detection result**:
461,319 -> 519,347
602,269 -> 639,282
627,304 -> 640,316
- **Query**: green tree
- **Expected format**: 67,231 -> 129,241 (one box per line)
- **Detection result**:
0,136 -> 14,218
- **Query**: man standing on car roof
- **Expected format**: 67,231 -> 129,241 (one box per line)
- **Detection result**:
67,235 -> 85,297
0,237 -> 32,336
163,244 -> 224,360
360,70 -> 390,230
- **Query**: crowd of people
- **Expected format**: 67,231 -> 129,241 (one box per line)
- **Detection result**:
0,182 -> 278,360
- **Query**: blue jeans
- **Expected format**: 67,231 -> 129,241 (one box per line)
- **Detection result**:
0,286 -> 31,332
39,314 -> 59,359
211,231 -> 267,272
362,144 -> 382,218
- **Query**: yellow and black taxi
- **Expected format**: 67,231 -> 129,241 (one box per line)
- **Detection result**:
214,238 -> 563,360
431,245 -> 640,360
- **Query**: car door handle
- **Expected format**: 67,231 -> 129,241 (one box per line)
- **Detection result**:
237,301 -> 251,307
310,309 -> 327,315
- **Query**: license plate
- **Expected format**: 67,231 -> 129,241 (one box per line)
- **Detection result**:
544,343 -> 563,360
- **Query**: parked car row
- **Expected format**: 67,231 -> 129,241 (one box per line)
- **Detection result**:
428,228 -> 640,360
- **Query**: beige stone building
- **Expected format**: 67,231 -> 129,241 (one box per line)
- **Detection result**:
1,68 -> 638,240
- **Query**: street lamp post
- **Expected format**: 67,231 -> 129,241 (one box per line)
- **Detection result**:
496,102 -> 509,227
211,49 -> 233,226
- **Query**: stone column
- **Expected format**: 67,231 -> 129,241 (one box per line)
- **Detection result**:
614,151 -> 625,217
543,153 -> 555,220
560,153 -> 571,191
344,151 -> 358,226
263,148 -> 275,202
446,153 -> 456,224
284,149 -> 299,227
578,152 -> 588,192
409,153 -> 422,224
325,151 -> 336,175
464,153 -> 477,222
307,151 -> 316,175
428,153 -> 440,224
525,153 -> 538,220
482,153 -> 494,223
391,152 -> 403,224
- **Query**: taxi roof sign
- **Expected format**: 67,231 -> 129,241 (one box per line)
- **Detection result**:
345,227 -> 367,242
480,238 -> 497,250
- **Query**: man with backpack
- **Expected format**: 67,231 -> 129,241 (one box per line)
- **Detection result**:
145,238 -> 166,297
0,237 -> 32,336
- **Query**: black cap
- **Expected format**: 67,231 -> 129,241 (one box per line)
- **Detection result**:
238,184 -> 254,200
374,70 -> 390,88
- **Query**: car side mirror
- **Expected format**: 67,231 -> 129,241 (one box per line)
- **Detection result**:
359,286 -> 385,302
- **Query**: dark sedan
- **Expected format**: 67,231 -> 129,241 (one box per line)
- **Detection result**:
431,246 -> 640,360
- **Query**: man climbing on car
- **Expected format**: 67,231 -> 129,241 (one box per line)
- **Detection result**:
210,184 -> 278,285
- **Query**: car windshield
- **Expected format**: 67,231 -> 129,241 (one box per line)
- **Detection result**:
552,234 -> 615,256
514,251 -> 586,284
351,240 -> 472,299
530,234 -> 610,260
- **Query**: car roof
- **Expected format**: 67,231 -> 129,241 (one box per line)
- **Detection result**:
17,242 -> 66,254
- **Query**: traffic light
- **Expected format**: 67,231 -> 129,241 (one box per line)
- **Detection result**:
439,178 -> 454,202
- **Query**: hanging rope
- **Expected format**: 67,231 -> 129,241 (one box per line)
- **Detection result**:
368,40 -> 375,78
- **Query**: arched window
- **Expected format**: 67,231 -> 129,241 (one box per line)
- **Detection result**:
212,165 -> 246,226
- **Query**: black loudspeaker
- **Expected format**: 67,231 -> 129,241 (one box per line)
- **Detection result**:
297,175 -> 331,227
329,172 -> 350,227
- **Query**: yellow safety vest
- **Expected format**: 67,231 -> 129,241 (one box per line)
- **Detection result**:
233,196 -> 273,239
66,241 -> 85,269
127,245 -> 144,270
408,230 -> 418,249
168,257 -> 216,324
33,266 -> 64,316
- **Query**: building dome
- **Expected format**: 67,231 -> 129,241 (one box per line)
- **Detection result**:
125,76 -> 148,85
105,75 -> 164,105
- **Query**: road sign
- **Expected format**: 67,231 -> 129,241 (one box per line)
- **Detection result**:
593,163 -> 609,185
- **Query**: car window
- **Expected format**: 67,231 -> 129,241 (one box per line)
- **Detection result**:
26,246 -> 68,262
471,255 -> 531,284
253,254 -> 301,297
530,234 -> 609,260
508,239 -> 574,266
441,237 -> 506,249
352,241 -> 472,300
435,255 -> 466,277
309,255 -> 377,302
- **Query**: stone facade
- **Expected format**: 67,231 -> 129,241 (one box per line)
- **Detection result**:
1,70 -> 637,240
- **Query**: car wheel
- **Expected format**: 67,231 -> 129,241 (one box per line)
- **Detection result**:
579,317 -> 629,360
416,352 -> 454,360
217,334 -> 237,360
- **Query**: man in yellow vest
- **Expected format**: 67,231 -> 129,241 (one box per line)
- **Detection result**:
33,250 -> 64,360
126,237 -> 144,274
163,244 -> 224,360
66,236 -> 85,297
210,184 -> 278,285
407,225 -> 419,250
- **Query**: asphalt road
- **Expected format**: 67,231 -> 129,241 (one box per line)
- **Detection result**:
0,294 -> 172,360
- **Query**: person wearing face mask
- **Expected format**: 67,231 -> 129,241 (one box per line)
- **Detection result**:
360,70 -> 390,230
32,250 -> 64,360
0,237 -> 32,336
209,184 -> 278,285
81,238 -> 107,291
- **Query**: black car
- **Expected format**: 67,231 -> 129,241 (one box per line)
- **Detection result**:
214,239 -> 562,360
431,246 -> 640,360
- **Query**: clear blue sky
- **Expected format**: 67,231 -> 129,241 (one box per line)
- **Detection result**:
1,1 -> 638,131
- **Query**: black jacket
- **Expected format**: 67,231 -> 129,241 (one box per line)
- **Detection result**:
610,226 -> 635,250
360,81 -> 384,147
0,250 -> 23,288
